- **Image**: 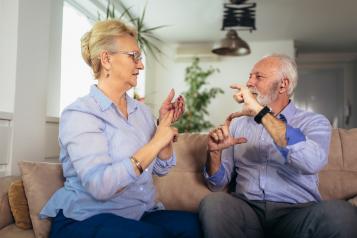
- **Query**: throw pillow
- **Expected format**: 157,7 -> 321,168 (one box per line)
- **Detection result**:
19,161 -> 64,238
0,176 -> 19,229
8,180 -> 32,229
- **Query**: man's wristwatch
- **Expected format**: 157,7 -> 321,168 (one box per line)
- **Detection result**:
254,106 -> 272,124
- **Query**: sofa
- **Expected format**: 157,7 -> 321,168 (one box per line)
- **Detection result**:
1,129 -> 357,238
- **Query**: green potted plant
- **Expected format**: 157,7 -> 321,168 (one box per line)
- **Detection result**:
175,57 -> 224,133
99,0 -> 166,62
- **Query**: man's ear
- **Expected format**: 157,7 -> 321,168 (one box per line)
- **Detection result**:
99,51 -> 111,70
279,78 -> 289,93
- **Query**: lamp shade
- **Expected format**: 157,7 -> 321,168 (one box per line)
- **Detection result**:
212,30 -> 251,56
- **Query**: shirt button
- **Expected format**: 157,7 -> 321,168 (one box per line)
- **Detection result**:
139,186 -> 144,191
145,168 -> 148,172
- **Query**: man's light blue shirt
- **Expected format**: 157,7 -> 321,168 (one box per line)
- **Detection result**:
204,102 -> 332,203
40,85 -> 176,221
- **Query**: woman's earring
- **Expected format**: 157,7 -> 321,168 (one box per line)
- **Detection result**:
105,69 -> 110,78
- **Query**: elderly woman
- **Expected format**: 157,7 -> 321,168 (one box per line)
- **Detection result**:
40,20 -> 201,238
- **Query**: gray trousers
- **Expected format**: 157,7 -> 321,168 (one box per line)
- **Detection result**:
199,192 -> 357,238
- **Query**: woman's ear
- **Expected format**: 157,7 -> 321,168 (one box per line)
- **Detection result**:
99,51 -> 111,71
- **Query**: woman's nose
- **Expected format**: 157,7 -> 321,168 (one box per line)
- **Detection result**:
137,60 -> 144,70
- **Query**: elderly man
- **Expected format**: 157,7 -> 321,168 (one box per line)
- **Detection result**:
199,54 -> 357,238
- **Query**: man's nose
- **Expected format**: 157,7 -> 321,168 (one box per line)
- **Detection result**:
247,76 -> 255,87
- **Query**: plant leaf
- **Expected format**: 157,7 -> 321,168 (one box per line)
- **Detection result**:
141,25 -> 169,33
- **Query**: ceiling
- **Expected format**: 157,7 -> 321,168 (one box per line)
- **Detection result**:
86,0 -> 357,53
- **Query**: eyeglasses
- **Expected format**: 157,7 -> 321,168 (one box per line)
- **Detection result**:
113,50 -> 143,63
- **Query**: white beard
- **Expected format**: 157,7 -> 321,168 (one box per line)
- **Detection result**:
249,81 -> 280,106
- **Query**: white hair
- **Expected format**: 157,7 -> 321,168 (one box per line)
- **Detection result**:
262,54 -> 298,97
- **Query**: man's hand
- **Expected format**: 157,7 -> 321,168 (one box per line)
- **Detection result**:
230,84 -> 263,117
208,114 -> 247,152
159,89 -> 185,124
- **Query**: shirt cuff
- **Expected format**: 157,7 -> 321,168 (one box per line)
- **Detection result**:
276,125 -> 306,162
286,124 -> 306,145
122,158 -> 140,179
203,164 -> 225,186
156,153 -> 177,168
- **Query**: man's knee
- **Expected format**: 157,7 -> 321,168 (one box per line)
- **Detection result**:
198,192 -> 234,230
313,200 -> 357,237
199,192 -> 231,218
315,200 -> 356,220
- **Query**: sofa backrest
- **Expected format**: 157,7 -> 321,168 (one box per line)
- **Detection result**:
155,129 -> 357,210
319,128 -> 357,200
154,133 -> 211,211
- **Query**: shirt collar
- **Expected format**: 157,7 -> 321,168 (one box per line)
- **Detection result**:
278,100 -> 297,123
90,85 -> 112,111
126,93 -> 139,115
89,85 -> 138,113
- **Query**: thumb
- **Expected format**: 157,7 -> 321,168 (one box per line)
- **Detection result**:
225,111 -> 244,127
161,110 -> 174,126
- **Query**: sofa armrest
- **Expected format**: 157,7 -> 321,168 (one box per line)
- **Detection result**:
0,176 -> 21,229
348,196 -> 357,207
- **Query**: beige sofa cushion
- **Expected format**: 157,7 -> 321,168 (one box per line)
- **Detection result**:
0,223 -> 35,238
154,133 -> 211,211
319,128 -> 357,200
19,161 -> 64,238
8,180 -> 32,229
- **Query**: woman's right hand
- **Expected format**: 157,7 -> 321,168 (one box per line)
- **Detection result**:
153,110 -> 178,149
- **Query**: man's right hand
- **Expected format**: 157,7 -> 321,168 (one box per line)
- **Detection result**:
208,114 -> 247,152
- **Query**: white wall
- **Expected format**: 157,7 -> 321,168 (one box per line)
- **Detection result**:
0,0 -> 63,175
145,40 -> 295,128
0,0 -> 18,113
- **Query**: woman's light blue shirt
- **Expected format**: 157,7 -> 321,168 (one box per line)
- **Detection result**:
40,85 -> 176,221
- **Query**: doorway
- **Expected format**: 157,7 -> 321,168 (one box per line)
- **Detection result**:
294,67 -> 344,128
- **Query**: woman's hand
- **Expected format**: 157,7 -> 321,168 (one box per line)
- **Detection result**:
159,89 -> 185,124
153,110 -> 178,149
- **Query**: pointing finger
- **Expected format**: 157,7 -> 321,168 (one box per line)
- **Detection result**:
230,84 -> 243,90
164,89 -> 175,104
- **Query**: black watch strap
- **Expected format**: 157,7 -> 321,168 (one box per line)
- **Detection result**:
254,106 -> 271,124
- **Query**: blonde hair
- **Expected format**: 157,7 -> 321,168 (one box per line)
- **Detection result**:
80,20 -> 137,79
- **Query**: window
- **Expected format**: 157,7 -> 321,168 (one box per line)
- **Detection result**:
60,2 -> 93,112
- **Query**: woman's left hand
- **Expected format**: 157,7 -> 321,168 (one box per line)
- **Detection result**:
159,89 -> 185,124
